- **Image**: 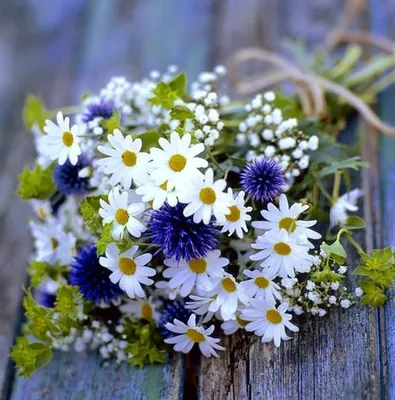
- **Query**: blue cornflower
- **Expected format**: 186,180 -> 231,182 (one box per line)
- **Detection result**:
53,154 -> 91,196
158,300 -> 191,339
240,158 -> 285,203
82,101 -> 114,123
69,242 -> 123,304
149,203 -> 220,262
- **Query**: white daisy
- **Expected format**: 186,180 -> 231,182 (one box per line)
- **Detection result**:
179,168 -> 232,225
209,274 -> 249,320
149,131 -> 208,191
120,297 -> 160,321
330,188 -> 363,228
40,111 -> 81,165
221,189 -> 252,238
155,280 -> 180,300
242,299 -> 299,347
252,194 -> 321,245
162,250 -> 229,296
185,294 -> 218,323
97,129 -> 150,189
241,269 -> 282,302
30,200 -> 52,221
99,187 -> 146,240
135,178 -> 178,210
29,220 -> 76,265
99,243 -> 155,298
221,309 -> 249,335
250,230 -> 314,278
165,314 -> 224,357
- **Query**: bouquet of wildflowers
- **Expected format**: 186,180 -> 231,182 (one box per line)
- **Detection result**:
12,63 -> 395,378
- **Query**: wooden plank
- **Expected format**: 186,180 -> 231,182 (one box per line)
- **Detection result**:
369,1 -> 395,397
9,0 -> 216,398
10,352 -> 183,400
199,1 -> 385,399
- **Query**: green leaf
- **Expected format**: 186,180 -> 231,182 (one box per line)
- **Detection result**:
23,94 -> 50,131
54,285 -> 82,321
150,82 -> 178,109
352,266 -> 371,276
344,216 -> 365,230
321,240 -> 347,264
314,156 -> 368,181
170,105 -> 194,121
95,223 -> 114,255
138,130 -> 162,152
27,261 -> 49,288
80,196 -> 104,234
310,268 -> 344,283
360,291 -> 387,307
330,45 -> 363,80
102,109 -> 121,132
169,73 -> 187,96
10,337 -> 53,379
17,163 -> 56,201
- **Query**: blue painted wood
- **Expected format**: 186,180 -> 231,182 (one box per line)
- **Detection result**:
369,0 -> 395,397
11,352 -> 184,400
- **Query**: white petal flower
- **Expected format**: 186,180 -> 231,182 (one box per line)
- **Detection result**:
120,297 -> 160,321
99,243 -> 155,298
240,269 -> 282,302
149,131 -> 208,191
29,220 -> 76,265
330,189 -> 363,228
242,299 -> 298,347
135,178 -> 178,210
221,308 -> 249,335
97,129 -> 150,189
162,250 -> 229,296
179,168 -> 232,225
221,189 -> 252,238
252,194 -> 321,246
40,111 -> 81,165
250,230 -> 314,278
209,274 -> 250,320
99,187 -> 146,240
164,314 -> 224,357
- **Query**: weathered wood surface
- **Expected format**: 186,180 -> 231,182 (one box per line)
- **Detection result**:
1,0 -> 395,399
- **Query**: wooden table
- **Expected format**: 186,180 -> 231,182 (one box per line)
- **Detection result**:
1,1 -> 394,398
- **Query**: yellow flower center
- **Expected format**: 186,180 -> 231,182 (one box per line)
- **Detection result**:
51,237 -> 59,250
199,187 -> 216,205
236,313 -> 249,328
278,217 -> 297,233
274,242 -> 292,256
122,150 -> 137,167
186,328 -> 205,343
226,205 -> 240,222
266,309 -> 282,324
169,154 -> 187,172
188,258 -> 207,274
255,276 -> 269,289
222,277 -> 237,293
118,257 -> 136,275
38,207 -> 47,220
62,131 -> 74,147
115,208 -> 129,225
141,303 -> 153,319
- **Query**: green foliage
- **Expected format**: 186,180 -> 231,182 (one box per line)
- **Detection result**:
10,337 -> 53,379
27,261 -> 49,288
123,318 -> 166,368
170,105 -> 195,121
343,216 -> 366,230
95,222 -> 114,255
150,73 -> 187,109
54,285 -> 82,323
310,267 -> 344,283
314,156 -> 368,181
17,163 -> 56,200
321,240 -> 347,264
23,94 -> 50,130
353,247 -> 395,306
102,109 -> 121,132
139,130 -> 162,151
80,195 -> 104,234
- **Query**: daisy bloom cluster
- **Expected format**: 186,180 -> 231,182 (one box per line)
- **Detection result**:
14,66 -> 378,378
